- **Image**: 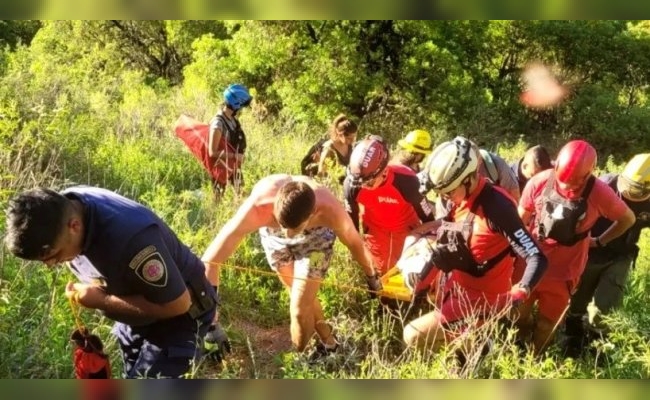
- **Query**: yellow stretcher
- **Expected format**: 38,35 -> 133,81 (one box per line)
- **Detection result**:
379,266 -> 413,302
378,234 -> 439,302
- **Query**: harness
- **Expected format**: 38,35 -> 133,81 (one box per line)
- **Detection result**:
215,113 -> 246,154
423,183 -> 512,278
538,171 -> 595,246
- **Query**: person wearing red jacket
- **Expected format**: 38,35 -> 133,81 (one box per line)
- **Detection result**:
400,136 -> 548,353
343,135 -> 435,276
515,139 -> 635,354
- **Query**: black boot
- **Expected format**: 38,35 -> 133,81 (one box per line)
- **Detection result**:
563,314 -> 586,359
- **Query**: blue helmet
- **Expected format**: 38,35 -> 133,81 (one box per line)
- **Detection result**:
223,84 -> 252,111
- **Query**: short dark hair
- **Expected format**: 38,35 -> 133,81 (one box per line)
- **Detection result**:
526,145 -> 553,170
4,188 -> 70,260
274,181 -> 316,229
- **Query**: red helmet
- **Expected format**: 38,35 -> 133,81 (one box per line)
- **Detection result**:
347,135 -> 389,186
555,140 -> 597,185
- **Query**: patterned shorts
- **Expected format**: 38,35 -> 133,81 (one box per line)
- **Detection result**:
259,226 -> 336,279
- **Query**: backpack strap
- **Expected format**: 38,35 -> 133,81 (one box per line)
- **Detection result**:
571,175 -> 596,241
479,149 -> 499,185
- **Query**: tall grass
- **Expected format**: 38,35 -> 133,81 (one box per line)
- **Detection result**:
1,98 -> 649,379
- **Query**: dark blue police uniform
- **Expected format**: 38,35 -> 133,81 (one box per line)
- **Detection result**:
62,186 -> 216,378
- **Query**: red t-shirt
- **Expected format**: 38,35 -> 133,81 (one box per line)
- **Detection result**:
345,164 -> 434,233
520,169 -> 629,280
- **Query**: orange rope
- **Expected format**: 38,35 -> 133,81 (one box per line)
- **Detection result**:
67,294 -> 85,332
202,260 -> 382,296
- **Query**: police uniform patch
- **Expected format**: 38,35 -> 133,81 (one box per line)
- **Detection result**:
130,247 -> 168,287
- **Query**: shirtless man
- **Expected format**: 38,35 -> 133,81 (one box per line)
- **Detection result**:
202,174 -> 381,359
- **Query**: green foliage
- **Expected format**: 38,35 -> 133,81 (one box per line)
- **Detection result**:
2,19 -> 650,379
0,20 -> 41,49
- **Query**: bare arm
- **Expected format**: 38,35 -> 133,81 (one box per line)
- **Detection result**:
202,195 -> 267,286
409,219 -> 443,236
327,202 -> 376,277
518,206 -> 533,227
402,218 -> 443,251
208,125 -> 223,159
68,282 -> 191,321
592,207 -> 636,247
317,143 -> 335,177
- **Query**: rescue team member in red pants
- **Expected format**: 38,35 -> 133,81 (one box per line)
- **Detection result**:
343,135 -> 435,276
515,139 -> 635,354
401,136 -> 548,351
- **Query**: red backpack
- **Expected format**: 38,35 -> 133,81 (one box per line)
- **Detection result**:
71,327 -> 111,379
174,114 -> 240,185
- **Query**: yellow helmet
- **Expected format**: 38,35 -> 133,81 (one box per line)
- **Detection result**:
398,130 -> 432,155
617,153 -> 650,201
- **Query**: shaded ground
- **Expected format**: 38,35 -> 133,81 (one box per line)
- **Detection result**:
202,318 -> 293,379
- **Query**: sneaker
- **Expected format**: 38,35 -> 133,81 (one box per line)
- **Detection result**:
307,342 -> 339,363
561,336 -> 586,359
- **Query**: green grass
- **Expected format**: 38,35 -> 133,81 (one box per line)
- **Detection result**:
0,113 -> 649,379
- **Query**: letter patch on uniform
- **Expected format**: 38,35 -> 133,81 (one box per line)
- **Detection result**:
129,245 -> 168,287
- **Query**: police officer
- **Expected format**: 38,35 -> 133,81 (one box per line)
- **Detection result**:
4,186 -> 217,378
564,153 -> 650,357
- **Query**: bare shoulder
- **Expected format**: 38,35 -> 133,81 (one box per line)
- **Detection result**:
251,174 -> 292,195
312,187 -> 347,227
243,174 -> 292,210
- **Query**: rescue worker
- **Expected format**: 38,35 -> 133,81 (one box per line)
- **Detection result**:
401,136 -> 548,352
392,129 -> 433,173
201,175 -> 381,360
208,83 -> 252,199
4,186 -> 218,378
420,138 -> 521,217
515,139 -> 635,354
564,153 -> 650,357
511,145 -> 554,194
344,135 -> 435,276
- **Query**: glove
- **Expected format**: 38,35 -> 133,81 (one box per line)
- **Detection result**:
204,286 -> 231,362
404,272 -> 419,292
365,274 -> 383,299
509,284 -> 530,308
204,321 -> 232,363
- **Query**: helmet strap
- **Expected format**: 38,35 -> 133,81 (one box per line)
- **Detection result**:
462,175 -> 474,200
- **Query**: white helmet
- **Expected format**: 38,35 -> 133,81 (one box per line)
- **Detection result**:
425,136 -> 478,194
